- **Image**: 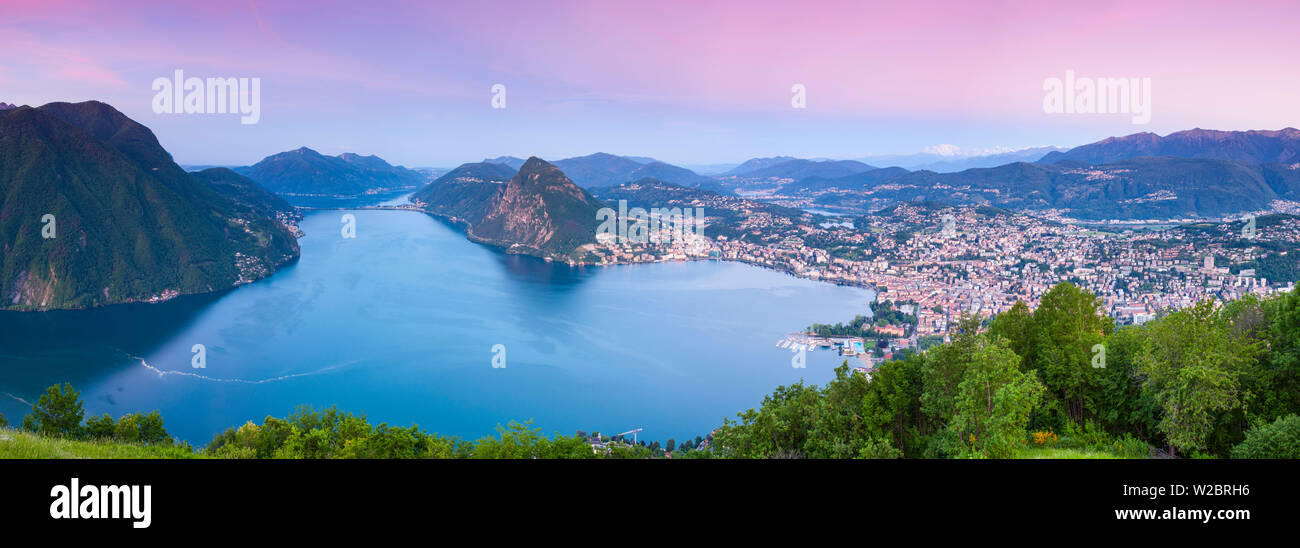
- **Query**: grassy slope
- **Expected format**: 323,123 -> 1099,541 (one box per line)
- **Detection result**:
0,428 -> 1141,460
0,428 -> 204,459
1016,446 -> 1127,459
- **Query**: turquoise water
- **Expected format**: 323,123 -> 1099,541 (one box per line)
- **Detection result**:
0,210 -> 872,445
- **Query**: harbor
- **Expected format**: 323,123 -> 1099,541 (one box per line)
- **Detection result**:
775,333 -> 879,376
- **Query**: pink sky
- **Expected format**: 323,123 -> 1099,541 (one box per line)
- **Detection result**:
2,0 -> 1297,165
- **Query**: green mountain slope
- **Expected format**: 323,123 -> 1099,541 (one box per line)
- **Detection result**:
193,167 -> 302,226
238,147 -> 426,197
0,101 -> 299,310
1040,128 -> 1300,165
809,157 -> 1300,219
409,162 -> 514,226
414,158 -> 604,261
468,157 -> 605,260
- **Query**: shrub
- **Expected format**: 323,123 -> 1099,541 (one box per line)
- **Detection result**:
1231,415 -> 1300,459
23,383 -> 84,438
85,414 -> 116,439
1110,434 -> 1151,459
1031,431 -> 1059,445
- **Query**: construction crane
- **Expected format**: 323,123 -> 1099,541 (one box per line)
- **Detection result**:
616,428 -> 644,446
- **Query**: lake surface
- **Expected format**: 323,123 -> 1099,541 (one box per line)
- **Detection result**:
0,210 -> 873,445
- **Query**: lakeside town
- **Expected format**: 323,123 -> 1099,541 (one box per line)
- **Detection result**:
574,189 -> 1300,374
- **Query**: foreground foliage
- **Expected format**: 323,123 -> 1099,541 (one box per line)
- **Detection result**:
714,282 -> 1300,459
7,283 -> 1298,459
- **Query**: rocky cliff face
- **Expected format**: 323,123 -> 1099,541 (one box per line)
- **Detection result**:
460,157 -> 604,261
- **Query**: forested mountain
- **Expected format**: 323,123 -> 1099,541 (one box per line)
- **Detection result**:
192,167 -> 300,224
414,158 -> 604,261
733,158 -> 876,180
1039,128 -> 1300,165
722,156 -> 800,176
778,166 -> 911,194
0,101 -> 298,310
483,155 -> 526,171
553,152 -> 715,189
806,157 -> 1300,219
469,157 -> 605,259
409,162 -> 516,226
552,153 -> 647,187
237,147 -> 426,196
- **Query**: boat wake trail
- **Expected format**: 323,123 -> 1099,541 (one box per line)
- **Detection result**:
131,356 -> 358,384
3,392 -> 33,406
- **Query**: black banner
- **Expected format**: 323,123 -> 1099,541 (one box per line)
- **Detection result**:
3,458 -> 1290,537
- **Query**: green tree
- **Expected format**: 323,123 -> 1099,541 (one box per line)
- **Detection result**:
1094,326 -> 1159,440
85,413 -> 116,439
920,313 -> 982,426
987,300 -> 1034,369
472,420 -> 593,459
806,363 -> 879,458
950,337 -> 1045,458
24,383 -> 85,438
1257,284 -> 1300,420
1136,299 -> 1262,456
713,382 -> 823,458
1231,414 -> 1300,459
137,411 -> 171,445
864,353 -> 928,457
1028,283 -> 1112,427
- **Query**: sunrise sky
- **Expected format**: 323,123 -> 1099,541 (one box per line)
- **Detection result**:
3,0 -> 1298,166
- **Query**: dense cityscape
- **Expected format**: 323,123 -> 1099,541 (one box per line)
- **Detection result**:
582,187 -> 1300,357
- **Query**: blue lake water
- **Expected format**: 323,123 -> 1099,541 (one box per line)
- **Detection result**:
0,210 -> 873,445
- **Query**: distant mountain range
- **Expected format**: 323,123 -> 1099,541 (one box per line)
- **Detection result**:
726,158 -> 876,180
778,166 -> 911,194
1039,128 -> 1300,165
236,147 -> 426,197
856,147 -> 1064,171
809,157 -> 1300,220
484,156 -> 527,171
722,156 -> 801,176
903,146 -> 1065,172
550,152 -> 716,190
767,129 -> 1300,220
428,129 -> 1300,240
0,101 -> 298,310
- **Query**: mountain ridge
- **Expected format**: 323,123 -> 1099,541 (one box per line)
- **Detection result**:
1040,128 -> 1300,165
237,147 -> 426,198
0,101 -> 299,310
